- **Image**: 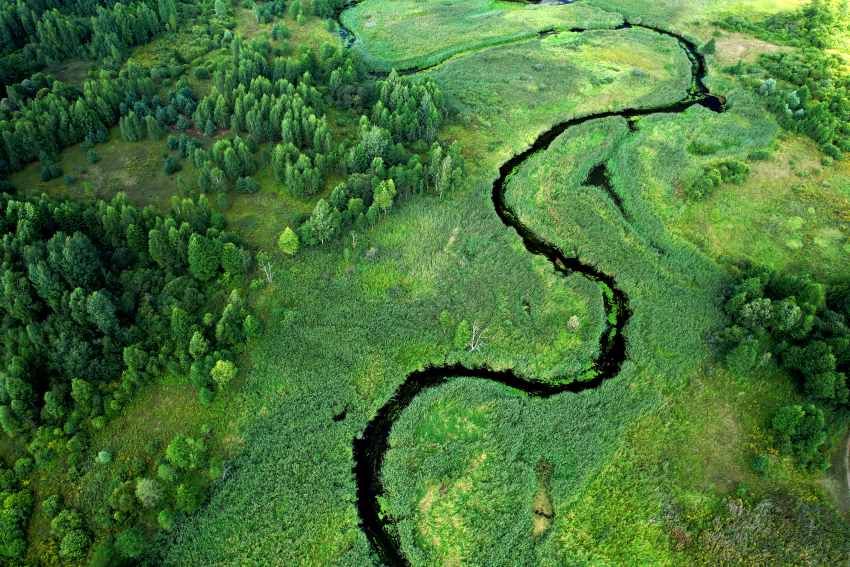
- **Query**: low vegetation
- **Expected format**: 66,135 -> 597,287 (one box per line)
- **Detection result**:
342,0 -> 623,71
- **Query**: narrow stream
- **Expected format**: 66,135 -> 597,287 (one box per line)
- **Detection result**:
337,1 -> 726,564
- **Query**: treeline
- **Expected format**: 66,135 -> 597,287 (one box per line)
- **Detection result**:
0,0 -> 180,84
755,50 -> 850,160
0,62 -> 202,181
174,35 -> 464,248
0,0 -> 174,55
721,0 -> 850,159
0,459 -> 31,562
0,192 -> 255,449
719,0 -> 848,49
717,266 -> 850,469
293,68 -> 461,247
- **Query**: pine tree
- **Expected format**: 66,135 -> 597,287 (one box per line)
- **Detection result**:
188,331 -> 208,359
221,242 -> 248,275
158,0 -> 178,31
187,233 -> 220,281
148,228 -> 170,269
145,115 -> 163,140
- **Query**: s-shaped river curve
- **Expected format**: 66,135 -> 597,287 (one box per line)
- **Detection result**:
338,2 -> 726,564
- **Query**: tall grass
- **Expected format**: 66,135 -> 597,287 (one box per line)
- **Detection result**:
341,0 -> 623,71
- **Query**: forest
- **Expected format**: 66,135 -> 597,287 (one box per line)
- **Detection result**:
0,0 -> 849,565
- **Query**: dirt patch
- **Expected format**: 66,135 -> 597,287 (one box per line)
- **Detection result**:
532,488 -> 553,537
419,484 -> 437,515
714,32 -> 787,66
532,458 -> 554,538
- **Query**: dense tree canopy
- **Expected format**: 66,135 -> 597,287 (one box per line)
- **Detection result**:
718,265 -> 850,466
0,192 -> 253,445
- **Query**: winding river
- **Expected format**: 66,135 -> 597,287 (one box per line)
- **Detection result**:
338,2 -> 726,564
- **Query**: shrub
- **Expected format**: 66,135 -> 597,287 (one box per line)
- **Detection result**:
277,227 -> 299,256
235,176 -> 259,194
42,495 -> 61,518
158,509 -> 175,531
164,156 -> 182,175
157,463 -> 176,483
772,403 -> 828,469
115,527 -> 146,559
166,435 -> 206,470
210,359 -> 237,389
751,454 -> 769,475
59,530 -> 90,560
686,160 -> 750,199
135,478 -> 163,508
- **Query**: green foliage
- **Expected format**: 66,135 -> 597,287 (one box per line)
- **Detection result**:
771,403 -> 828,469
188,233 -> 222,281
278,226 -> 300,256
0,465 -> 32,561
724,2 -> 850,158
210,359 -> 237,389
135,478 -> 163,508
42,495 -> 61,518
115,526 -> 146,560
166,435 -> 206,471
686,160 -> 750,199
235,176 -> 259,194
163,155 -> 182,175
0,193 -> 254,442
158,509 -> 175,531
751,453 -> 769,475
59,529 -> 90,560
189,331 -> 209,360
755,47 -> 850,158
718,0 -> 848,49
221,242 -> 249,276
157,463 -> 176,483
718,267 -> 850,407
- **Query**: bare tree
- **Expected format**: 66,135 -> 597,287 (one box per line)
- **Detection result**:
257,251 -> 274,284
467,322 -> 487,352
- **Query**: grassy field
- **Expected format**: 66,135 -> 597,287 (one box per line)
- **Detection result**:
164,5 -> 841,563
341,0 -> 623,71
675,136 -> 850,280
585,0 -> 807,31
10,127 -> 192,209
381,374 -> 652,565
380,99 -> 849,563
160,183 -> 610,565
428,27 -> 692,171
371,114 -> 725,564
555,366 -> 850,565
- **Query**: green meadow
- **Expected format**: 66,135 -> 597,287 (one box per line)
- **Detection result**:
342,0 -> 623,71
